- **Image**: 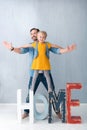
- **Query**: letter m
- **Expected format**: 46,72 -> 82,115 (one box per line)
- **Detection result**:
48,89 -> 66,123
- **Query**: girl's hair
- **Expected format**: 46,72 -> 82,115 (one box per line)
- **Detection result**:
38,31 -> 47,38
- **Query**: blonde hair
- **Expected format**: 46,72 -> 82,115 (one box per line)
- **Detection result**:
38,31 -> 47,38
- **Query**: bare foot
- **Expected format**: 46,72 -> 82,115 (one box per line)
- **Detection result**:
57,112 -> 62,119
22,113 -> 29,119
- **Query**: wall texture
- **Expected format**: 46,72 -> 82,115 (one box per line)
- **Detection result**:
0,0 -> 87,103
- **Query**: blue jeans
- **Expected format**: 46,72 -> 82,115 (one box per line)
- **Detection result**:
24,73 -> 55,114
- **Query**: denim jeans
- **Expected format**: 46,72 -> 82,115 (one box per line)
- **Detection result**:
24,73 -> 55,114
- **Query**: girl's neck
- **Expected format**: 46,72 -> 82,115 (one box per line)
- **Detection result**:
39,41 -> 45,44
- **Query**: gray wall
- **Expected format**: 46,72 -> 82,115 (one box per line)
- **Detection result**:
0,0 -> 87,103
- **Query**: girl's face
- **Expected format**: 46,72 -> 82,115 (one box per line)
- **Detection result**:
37,33 -> 46,43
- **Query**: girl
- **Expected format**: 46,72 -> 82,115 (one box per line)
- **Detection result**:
18,31 -> 76,92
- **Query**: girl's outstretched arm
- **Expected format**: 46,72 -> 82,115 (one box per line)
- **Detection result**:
20,43 -> 33,48
50,43 -> 63,49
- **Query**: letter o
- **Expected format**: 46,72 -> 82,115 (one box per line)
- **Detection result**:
34,94 -> 48,120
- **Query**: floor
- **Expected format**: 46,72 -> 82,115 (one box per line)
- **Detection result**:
0,103 -> 87,130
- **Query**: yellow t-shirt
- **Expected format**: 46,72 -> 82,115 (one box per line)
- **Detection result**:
31,42 -> 51,70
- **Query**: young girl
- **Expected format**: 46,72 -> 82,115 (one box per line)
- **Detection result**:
20,31 -> 76,92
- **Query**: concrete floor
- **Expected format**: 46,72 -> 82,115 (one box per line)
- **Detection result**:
0,103 -> 87,130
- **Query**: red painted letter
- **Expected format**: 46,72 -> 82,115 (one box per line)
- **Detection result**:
66,83 -> 82,123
